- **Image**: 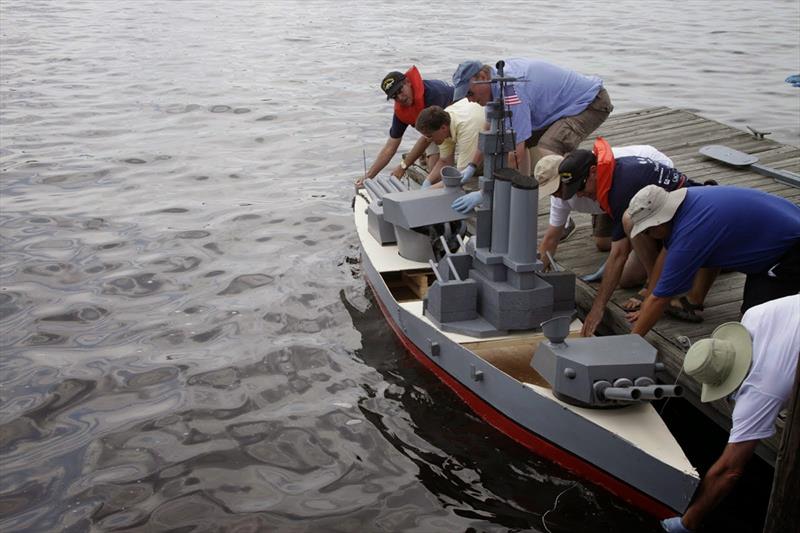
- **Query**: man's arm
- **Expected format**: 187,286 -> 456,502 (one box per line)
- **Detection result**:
391,136 -> 432,178
581,237 -> 632,336
425,153 -> 454,187
508,141 -> 531,176
630,246 -> 671,336
361,136 -> 402,184
539,225 -> 566,271
681,440 -> 758,531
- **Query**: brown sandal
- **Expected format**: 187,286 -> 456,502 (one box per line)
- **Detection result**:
665,296 -> 704,323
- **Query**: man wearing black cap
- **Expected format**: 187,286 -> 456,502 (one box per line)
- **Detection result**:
357,67 -> 454,187
553,147 -> 704,336
451,58 -> 612,177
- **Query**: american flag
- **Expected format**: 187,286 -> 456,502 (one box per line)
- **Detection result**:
504,85 -> 521,106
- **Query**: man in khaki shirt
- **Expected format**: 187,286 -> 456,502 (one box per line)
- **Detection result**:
415,100 -> 485,190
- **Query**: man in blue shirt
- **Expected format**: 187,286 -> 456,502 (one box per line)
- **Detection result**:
627,185 -> 800,337
552,149 -> 704,336
451,58 -> 612,177
358,67 -> 454,187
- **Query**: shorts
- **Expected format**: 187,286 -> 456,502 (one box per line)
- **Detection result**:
741,240 -> 800,314
592,213 -> 614,238
525,88 -> 614,154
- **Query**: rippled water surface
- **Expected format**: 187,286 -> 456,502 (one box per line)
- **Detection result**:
1,1 -> 798,532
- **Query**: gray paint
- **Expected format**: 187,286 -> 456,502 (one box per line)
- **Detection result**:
490,178 -> 512,254
507,183 -> 538,266
367,203 -> 397,245
382,187 -> 468,230
394,225 -> 435,262
361,251 -> 698,512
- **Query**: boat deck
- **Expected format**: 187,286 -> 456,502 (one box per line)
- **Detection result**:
541,107 -> 799,465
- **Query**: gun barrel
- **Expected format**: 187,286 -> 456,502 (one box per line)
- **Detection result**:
601,386 -> 641,402
364,179 -> 385,202
659,384 -> 684,398
637,385 -> 664,400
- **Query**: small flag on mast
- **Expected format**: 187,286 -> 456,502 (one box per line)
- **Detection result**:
504,85 -> 521,106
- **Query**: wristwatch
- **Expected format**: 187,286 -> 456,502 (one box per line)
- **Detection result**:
400,160 -> 408,170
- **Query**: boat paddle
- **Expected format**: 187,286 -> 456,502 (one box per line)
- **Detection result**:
699,145 -> 800,188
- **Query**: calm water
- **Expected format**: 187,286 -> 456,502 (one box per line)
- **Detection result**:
1,1 -> 798,532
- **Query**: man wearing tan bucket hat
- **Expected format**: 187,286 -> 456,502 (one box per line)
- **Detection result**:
661,294 -> 800,533
626,184 -> 800,338
533,137 -> 707,337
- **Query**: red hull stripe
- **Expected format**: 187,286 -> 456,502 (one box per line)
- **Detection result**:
367,278 -> 675,519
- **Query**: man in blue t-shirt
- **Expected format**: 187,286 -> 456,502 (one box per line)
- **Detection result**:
450,58 -> 613,177
358,68 -> 454,187
552,149 -> 704,336
627,185 -> 800,338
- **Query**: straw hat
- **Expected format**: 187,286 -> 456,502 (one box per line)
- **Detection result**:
628,185 -> 688,239
533,155 -> 564,196
683,322 -> 753,402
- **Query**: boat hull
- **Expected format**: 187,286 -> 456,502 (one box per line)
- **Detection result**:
354,196 -> 699,517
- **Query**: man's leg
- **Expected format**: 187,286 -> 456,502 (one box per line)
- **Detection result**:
592,214 -> 613,252
528,145 -> 558,173
741,241 -> 800,313
424,142 -> 440,170
686,268 -> 720,308
620,252 -> 647,289
535,88 -> 614,156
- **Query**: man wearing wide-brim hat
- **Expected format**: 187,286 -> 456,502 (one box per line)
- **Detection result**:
661,294 -> 800,532
624,184 -> 800,338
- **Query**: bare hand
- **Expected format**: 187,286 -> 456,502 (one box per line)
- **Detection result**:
626,310 -> 641,324
391,165 -> 405,178
580,307 -> 603,337
355,176 -> 366,188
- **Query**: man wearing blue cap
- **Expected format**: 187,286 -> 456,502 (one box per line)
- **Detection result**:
451,59 -> 613,178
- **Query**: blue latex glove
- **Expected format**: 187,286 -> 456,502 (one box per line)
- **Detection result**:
421,178 -> 432,189
460,163 -> 477,185
786,74 -> 800,87
660,516 -> 693,533
451,191 -> 483,213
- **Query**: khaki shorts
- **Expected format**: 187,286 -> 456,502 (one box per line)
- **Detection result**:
526,88 -> 614,155
592,213 -> 614,238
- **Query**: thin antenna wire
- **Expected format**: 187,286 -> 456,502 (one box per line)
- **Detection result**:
542,481 -> 578,533
659,365 -> 685,415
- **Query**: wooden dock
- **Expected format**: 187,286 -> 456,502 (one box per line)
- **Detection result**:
541,107 -> 799,464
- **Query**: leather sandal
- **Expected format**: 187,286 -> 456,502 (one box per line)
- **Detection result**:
665,296 -> 704,323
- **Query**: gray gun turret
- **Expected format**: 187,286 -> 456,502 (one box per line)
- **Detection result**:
533,316 -> 682,409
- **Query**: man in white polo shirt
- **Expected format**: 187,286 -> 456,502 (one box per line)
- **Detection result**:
661,294 -> 800,532
535,141 -> 674,270
415,100 -> 485,191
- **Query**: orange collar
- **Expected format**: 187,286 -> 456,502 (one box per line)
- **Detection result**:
393,66 -> 426,126
593,137 -> 616,215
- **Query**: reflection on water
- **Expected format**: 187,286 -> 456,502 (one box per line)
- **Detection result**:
1,0 -> 797,531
